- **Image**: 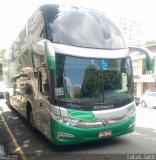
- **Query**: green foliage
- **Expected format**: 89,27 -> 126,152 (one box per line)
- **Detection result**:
0,48 -> 6,54
145,40 -> 156,45
0,48 -> 6,76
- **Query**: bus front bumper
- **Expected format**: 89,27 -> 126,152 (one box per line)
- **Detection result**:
50,115 -> 135,145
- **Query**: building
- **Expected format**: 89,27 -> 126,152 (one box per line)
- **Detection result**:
119,15 -> 142,46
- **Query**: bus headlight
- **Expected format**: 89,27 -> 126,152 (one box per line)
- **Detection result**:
53,114 -> 80,126
127,103 -> 136,117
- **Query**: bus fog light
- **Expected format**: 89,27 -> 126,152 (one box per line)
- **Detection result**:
129,121 -> 135,128
57,132 -> 75,140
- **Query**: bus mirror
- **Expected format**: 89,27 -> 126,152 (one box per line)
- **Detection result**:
128,47 -> 154,71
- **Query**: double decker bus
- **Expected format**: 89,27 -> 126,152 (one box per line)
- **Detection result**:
3,4 -> 136,145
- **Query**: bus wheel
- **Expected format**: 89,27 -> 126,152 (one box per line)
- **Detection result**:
27,107 -> 36,130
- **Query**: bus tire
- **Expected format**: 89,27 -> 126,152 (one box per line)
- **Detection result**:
27,104 -> 36,130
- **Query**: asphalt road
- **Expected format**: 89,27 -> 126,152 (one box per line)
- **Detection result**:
0,100 -> 156,160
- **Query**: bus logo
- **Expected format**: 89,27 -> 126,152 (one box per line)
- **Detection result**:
93,105 -> 114,110
102,120 -> 109,126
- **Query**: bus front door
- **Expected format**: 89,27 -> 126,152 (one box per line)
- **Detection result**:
34,66 -> 51,140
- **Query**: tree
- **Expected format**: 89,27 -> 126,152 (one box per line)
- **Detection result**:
0,48 -> 6,79
145,40 -> 156,46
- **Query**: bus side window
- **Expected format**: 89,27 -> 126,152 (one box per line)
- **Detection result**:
38,66 -> 49,96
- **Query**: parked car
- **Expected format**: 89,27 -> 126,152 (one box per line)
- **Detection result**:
140,91 -> 156,108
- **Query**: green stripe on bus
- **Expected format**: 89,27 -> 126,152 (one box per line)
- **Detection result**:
46,56 -> 56,70
68,109 -> 96,121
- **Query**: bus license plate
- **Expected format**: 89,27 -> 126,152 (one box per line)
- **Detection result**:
98,130 -> 112,138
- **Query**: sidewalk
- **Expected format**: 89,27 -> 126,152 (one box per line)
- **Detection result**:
0,101 -> 16,159
0,104 -> 6,158
0,144 -> 5,158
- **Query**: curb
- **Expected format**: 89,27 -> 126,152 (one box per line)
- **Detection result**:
0,144 -> 5,158
0,104 -> 17,159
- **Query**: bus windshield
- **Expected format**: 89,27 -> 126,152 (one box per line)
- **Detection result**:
54,54 -> 133,109
44,5 -> 125,49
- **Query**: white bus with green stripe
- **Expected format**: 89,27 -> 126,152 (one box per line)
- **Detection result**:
3,4 -> 136,145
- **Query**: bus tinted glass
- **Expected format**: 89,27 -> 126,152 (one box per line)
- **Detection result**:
43,5 -> 125,49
